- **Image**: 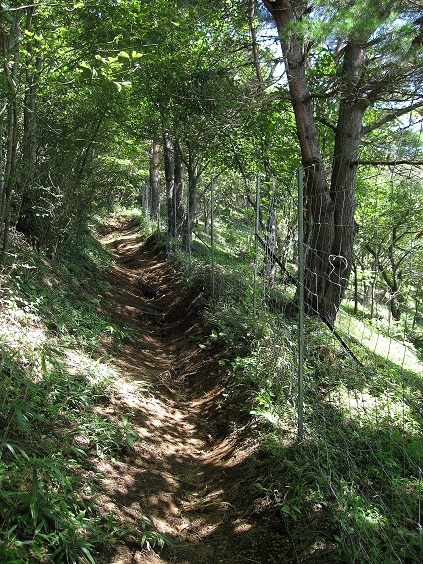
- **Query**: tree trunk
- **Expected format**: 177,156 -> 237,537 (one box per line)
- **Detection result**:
149,139 -> 161,223
322,43 -> 367,325
1,12 -> 20,261
174,145 -> 185,235
163,133 -> 175,236
17,6 -> 43,239
248,0 -> 263,86
22,6 -> 41,179
264,189 -> 278,285
353,261 -> 358,315
163,135 -> 184,237
262,0 -> 369,327
387,226 -> 401,321
2,100 -> 18,260
184,150 -> 200,251
365,241 -> 401,321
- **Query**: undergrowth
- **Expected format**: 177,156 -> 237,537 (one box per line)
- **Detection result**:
172,215 -> 423,563
3,208 -> 422,562
0,224 -> 169,563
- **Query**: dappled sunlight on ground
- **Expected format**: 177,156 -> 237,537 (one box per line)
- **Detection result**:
90,219 -> 286,563
338,308 -> 423,373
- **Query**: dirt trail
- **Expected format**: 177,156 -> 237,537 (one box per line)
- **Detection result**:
94,219 -> 284,563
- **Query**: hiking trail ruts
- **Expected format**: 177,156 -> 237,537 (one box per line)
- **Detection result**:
93,218 -> 284,563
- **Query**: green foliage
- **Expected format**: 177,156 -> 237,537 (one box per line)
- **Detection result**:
0,231 -> 156,562
4,229 -> 134,353
138,516 -> 173,552
0,343 -> 99,562
172,202 -> 423,561
98,511 -> 172,553
0,452 -> 96,563
246,319 -> 423,561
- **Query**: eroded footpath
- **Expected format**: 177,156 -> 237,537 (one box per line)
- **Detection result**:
93,219 -> 285,563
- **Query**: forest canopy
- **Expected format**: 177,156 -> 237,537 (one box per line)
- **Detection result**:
1,2 -> 423,562
0,0 -> 422,325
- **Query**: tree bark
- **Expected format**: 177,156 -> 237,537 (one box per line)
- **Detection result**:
248,0 -> 263,87
1,11 -> 20,260
174,144 -> 185,235
322,43 -> 367,324
365,225 -> 407,321
163,134 -> 184,237
262,0 -> 370,327
184,149 -> 203,251
22,6 -> 41,180
149,139 -> 161,223
163,133 -> 175,236
17,6 -> 43,240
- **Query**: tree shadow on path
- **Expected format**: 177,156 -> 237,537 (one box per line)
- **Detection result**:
91,219 -> 305,563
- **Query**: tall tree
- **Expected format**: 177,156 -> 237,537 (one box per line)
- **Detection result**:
262,0 -> 423,326
149,139 -> 161,223
0,4 -> 21,259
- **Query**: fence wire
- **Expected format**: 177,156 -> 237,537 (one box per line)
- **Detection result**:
146,158 -> 423,560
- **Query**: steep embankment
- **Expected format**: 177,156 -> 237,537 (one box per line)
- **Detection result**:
94,219 -> 284,563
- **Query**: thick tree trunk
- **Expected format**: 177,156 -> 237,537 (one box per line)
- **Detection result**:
262,0 -> 368,327
149,139 -> 161,223
262,0 -> 334,319
322,44 -> 367,325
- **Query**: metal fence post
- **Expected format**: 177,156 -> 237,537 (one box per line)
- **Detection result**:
211,176 -> 215,299
253,174 -> 260,317
187,179 -> 191,266
297,166 -> 305,441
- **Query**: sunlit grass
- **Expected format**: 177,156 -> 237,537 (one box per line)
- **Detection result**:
0,226 -> 163,562
338,306 -> 423,373
173,208 -> 423,563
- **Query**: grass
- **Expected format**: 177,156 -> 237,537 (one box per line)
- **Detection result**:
171,206 -> 423,562
2,203 -> 423,562
0,223 -> 168,563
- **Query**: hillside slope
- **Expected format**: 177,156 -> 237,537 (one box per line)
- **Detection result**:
93,218 -> 287,563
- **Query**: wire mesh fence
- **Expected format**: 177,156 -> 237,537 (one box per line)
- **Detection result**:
141,157 -> 423,560
299,161 -> 423,561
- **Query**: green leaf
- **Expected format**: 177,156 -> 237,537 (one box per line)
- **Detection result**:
80,546 -> 96,564
31,467 -> 39,497
35,521 -> 45,534
2,441 -> 29,460
113,81 -> 132,92
126,434 -> 134,449
30,496 -> 39,526
41,353 -> 47,377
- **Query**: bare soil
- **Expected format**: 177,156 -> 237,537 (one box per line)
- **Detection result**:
92,218 -> 288,564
